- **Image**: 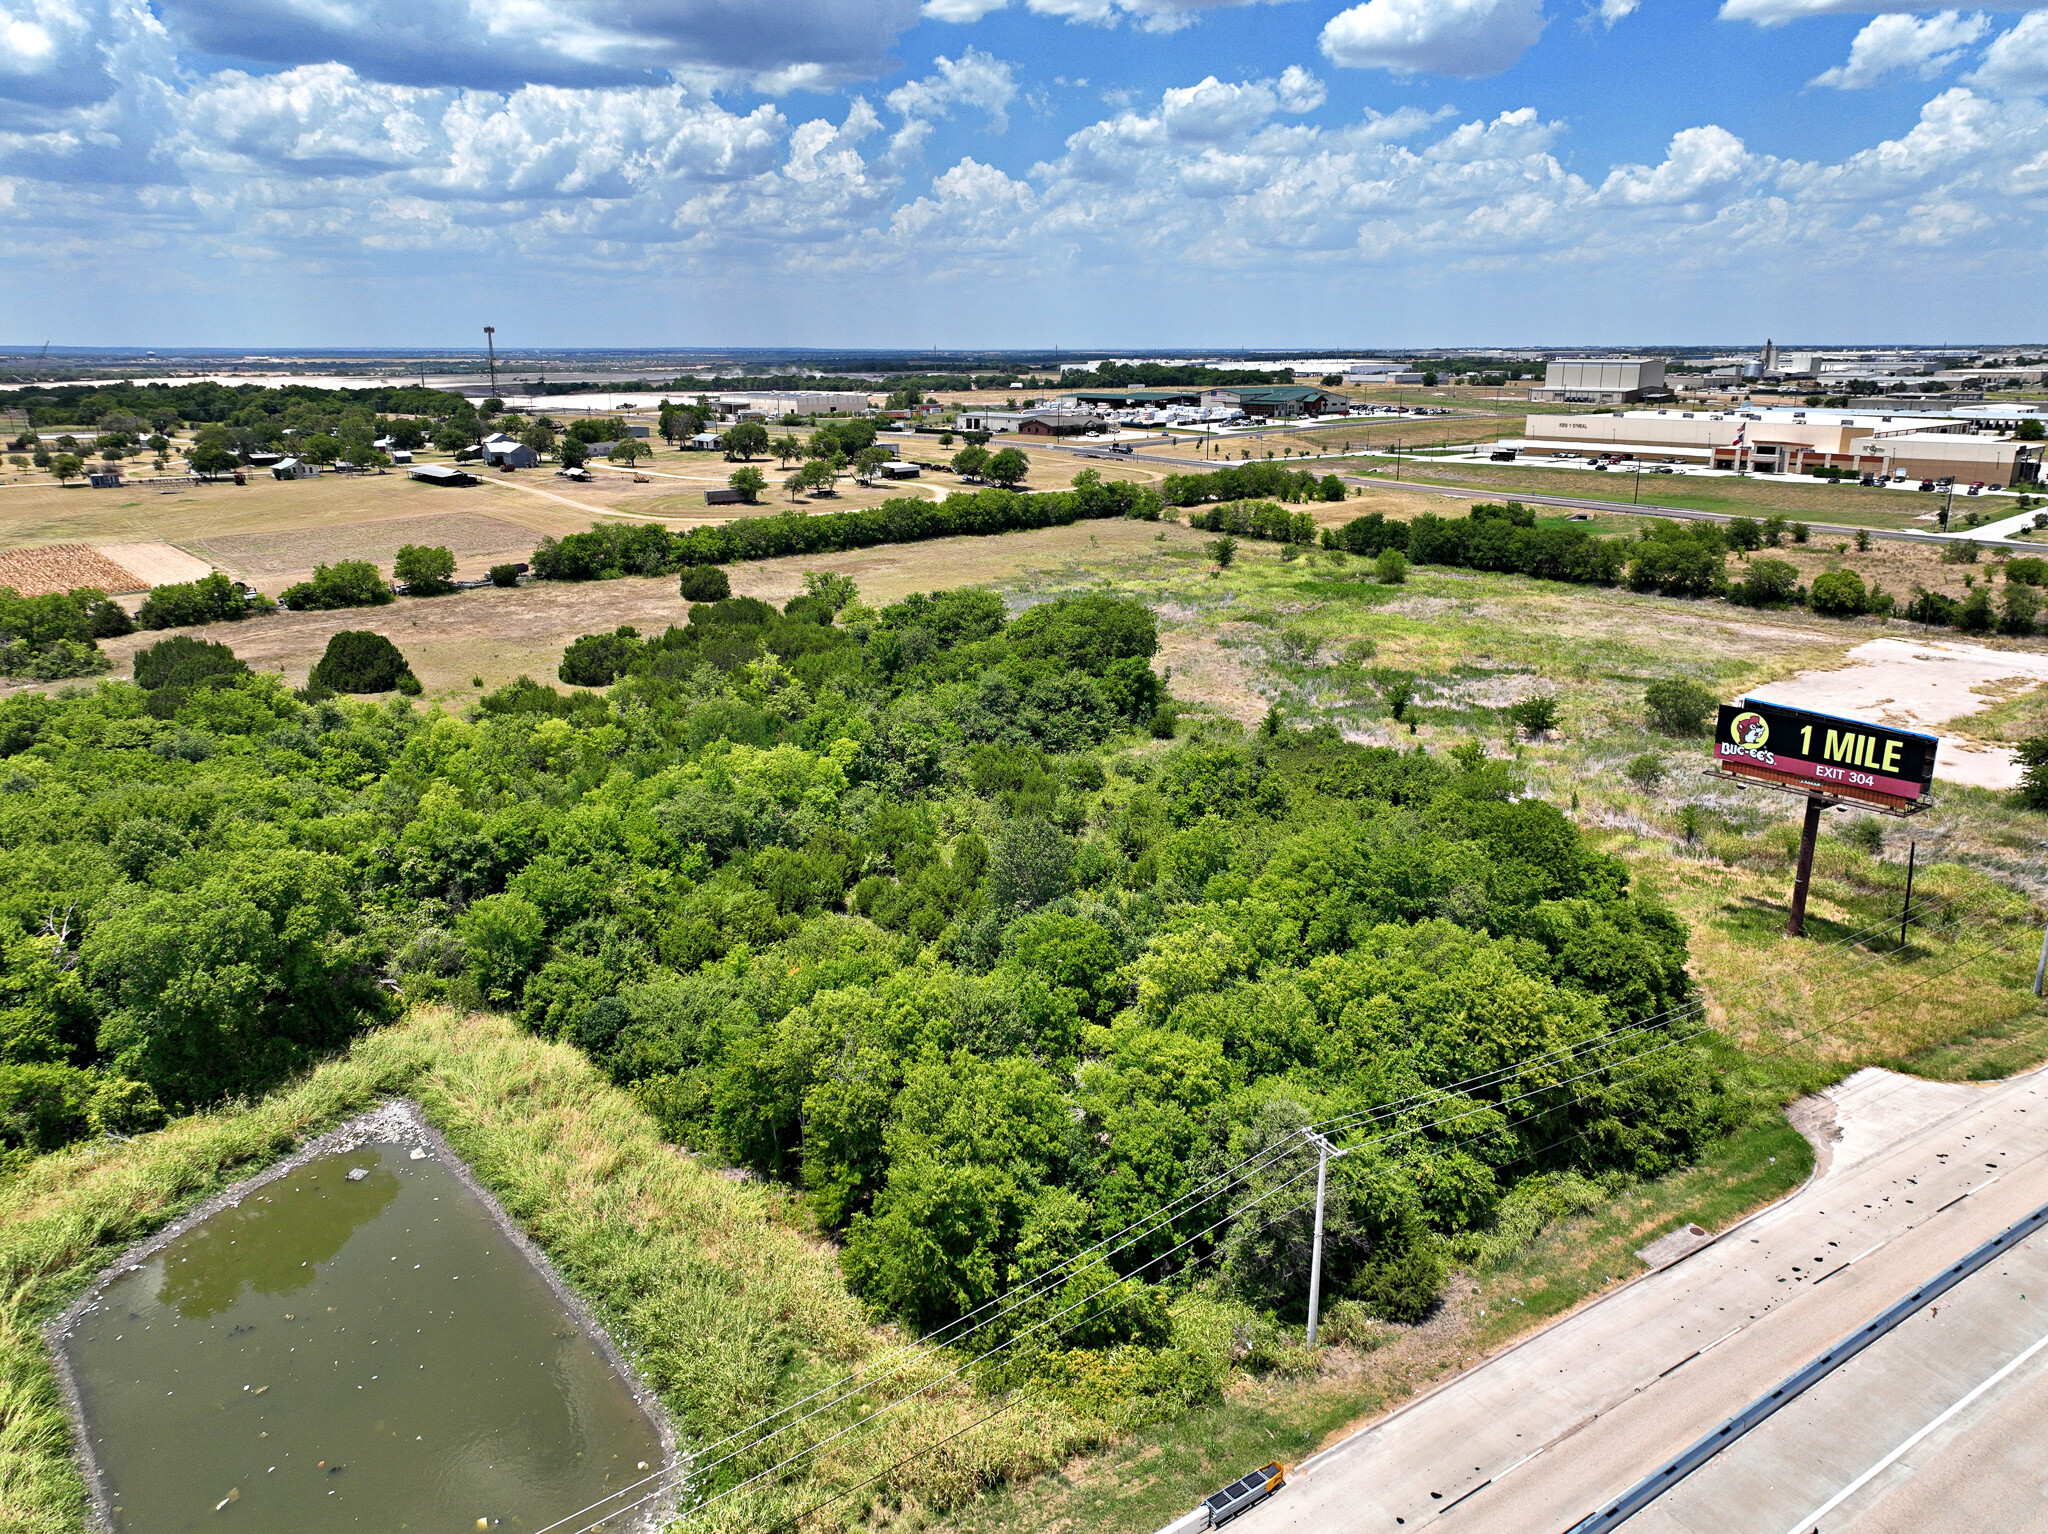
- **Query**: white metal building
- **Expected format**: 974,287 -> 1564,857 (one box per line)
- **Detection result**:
714,390 -> 871,418
1529,358 -> 1670,404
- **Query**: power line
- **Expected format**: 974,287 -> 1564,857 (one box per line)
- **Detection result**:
543,891 -> 2009,1531
656,907 -> 2029,1529
568,913 -> 2031,1534
702,887 -> 1979,1458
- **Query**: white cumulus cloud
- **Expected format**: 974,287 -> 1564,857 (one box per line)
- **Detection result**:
1810,11 -> 1988,87
886,48 -> 1019,131
1721,0 -> 2042,26
1320,0 -> 1548,77
1969,11 -> 2048,89
925,0 -> 1302,31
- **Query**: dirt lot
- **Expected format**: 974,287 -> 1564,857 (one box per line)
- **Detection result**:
38,518 -> 1208,703
191,512 -> 543,584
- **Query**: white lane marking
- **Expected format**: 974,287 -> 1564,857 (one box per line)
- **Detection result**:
1778,1321 -> 2048,1534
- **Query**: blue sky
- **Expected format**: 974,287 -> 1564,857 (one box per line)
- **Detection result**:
3,0 -> 2046,348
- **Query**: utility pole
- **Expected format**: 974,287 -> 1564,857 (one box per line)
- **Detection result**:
483,326 -> 498,395
1304,1129 -> 1348,1348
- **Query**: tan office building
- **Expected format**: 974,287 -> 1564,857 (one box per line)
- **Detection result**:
1517,409 -> 2033,479
1860,433 -> 2042,486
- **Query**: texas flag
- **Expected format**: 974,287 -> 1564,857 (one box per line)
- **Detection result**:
1730,421 -> 1747,449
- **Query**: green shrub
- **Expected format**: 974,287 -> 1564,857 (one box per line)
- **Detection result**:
1,638 -> 110,680
2018,732 -> 2048,810
677,565 -> 731,602
1808,568 -> 1869,617
2002,582 -> 2041,635
1205,536 -> 1238,568
281,560 -> 392,611
132,634 -> 249,714
1958,586 -> 1995,632
1733,557 -> 1799,607
487,563 -> 522,588
87,597 -> 134,638
1375,547 -> 1408,584
309,629 -> 414,693
1510,695 -> 1560,736
0,1063 -> 96,1154
1644,677 -> 1715,735
1627,752 -> 1664,787
136,571 -> 266,628
134,633 -> 247,691
393,543 -> 457,595
559,626 -> 644,687
1378,669 -> 1416,721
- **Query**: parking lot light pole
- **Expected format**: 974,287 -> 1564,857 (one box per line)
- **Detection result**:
1304,1129 -> 1349,1348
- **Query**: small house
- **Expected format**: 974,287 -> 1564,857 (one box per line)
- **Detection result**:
688,432 -> 724,451
389,449 -> 414,464
86,471 -> 121,489
271,458 -> 319,480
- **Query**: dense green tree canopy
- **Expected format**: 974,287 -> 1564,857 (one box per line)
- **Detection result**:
0,573 -> 1723,1385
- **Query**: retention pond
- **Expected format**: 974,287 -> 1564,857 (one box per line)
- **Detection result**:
54,1102 -> 671,1534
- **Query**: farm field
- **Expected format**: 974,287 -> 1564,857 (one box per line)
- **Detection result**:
7,447 -> 2048,1534
0,436 -> 1165,594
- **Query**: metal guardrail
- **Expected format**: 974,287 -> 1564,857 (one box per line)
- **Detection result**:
1563,1195 -> 2048,1534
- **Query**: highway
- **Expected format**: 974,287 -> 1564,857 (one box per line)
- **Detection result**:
1220,1065 -> 2048,1534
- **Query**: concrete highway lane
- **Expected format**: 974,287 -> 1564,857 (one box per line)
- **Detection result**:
1221,1066 -> 2048,1534
1633,1222 -> 2048,1534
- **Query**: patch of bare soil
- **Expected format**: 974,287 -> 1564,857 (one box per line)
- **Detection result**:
1786,1091 -> 1842,1180
91,576 -> 692,701
194,513 -> 542,583
97,542 -> 213,588
1155,624 -> 1269,726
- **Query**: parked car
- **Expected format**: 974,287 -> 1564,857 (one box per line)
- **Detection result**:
1918,480 -> 1936,491
1652,466 -> 1676,474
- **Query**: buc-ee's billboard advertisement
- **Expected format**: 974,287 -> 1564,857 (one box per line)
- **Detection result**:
1714,698 -> 1938,803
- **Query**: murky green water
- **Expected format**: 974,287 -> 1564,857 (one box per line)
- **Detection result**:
61,1140 -> 668,1534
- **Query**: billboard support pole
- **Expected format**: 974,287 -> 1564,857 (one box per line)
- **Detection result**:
1900,841 -> 1916,947
1788,794 -> 1825,938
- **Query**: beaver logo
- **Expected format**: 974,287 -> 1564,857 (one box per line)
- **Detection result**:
1729,711 -> 1769,749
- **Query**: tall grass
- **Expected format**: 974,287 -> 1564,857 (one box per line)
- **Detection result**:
0,1011 -> 1102,1534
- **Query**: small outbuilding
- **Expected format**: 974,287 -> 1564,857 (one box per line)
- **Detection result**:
270,457 -> 320,480
408,464 -> 474,487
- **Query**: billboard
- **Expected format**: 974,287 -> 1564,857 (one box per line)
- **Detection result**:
1713,698 -> 1937,808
